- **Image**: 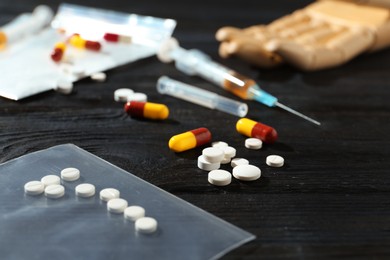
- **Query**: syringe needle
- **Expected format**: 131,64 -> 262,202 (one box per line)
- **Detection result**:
275,101 -> 321,126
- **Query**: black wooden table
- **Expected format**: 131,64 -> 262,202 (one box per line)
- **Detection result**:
1,0 -> 390,258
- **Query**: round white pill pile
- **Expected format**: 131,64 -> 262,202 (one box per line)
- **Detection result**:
44,184 -> 65,199
41,175 -> 61,187
24,181 -> 45,195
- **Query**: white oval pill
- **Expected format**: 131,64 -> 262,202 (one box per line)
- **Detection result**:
24,181 -> 45,195
107,198 -> 128,214
114,88 -> 134,102
211,141 -> 228,149
100,188 -> 120,202
222,146 -> 236,158
75,183 -> 95,198
44,184 -> 65,199
208,170 -> 232,186
197,155 -> 220,171
56,81 -> 73,95
245,138 -> 263,150
233,164 -> 261,181
266,155 -> 284,167
60,167 -> 80,181
231,158 -> 249,168
124,206 -> 145,221
202,147 -> 224,163
135,217 -> 158,234
90,72 -> 106,82
41,175 -> 61,187
127,92 -> 147,102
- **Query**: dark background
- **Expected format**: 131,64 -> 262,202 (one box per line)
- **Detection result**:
1,0 -> 390,258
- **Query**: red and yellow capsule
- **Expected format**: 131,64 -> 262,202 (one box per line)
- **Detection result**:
124,101 -> 169,120
236,118 -> 278,144
169,128 -> 212,152
50,42 -> 67,62
69,34 -> 101,51
103,33 -> 132,43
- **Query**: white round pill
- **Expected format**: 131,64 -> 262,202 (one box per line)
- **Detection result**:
56,81 -> 73,95
266,155 -> 285,167
231,158 -> 249,168
44,184 -> 65,199
60,167 -> 80,181
127,92 -> 147,102
202,147 -> 224,163
197,155 -> 220,171
220,156 -> 231,164
75,183 -> 95,198
41,175 -> 61,187
212,141 -> 228,149
90,72 -> 106,82
71,65 -> 85,77
135,217 -> 158,234
114,88 -> 134,102
208,170 -> 232,186
222,146 -> 236,158
100,188 -> 120,202
107,198 -> 128,214
245,138 -> 263,150
24,181 -> 45,195
233,164 -> 261,181
124,206 -> 145,221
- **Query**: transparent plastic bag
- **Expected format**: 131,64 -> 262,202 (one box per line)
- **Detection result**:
0,144 -> 254,260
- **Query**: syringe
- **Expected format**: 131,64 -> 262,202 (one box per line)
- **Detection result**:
157,38 -> 320,126
157,76 -> 248,117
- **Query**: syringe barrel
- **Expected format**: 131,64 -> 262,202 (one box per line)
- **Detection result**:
157,76 -> 248,117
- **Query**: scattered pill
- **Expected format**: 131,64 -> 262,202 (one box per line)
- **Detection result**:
50,42 -> 66,62
44,184 -> 65,199
202,147 -> 224,163
197,155 -> 220,171
222,146 -> 236,158
266,155 -> 285,167
208,169 -> 232,186
236,118 -> 278,144
245,138 -> 263,150
60,167 -> 80,181
107,198 -> 128,214
212,141 -> 228,149
24,181 -> 45,195
75,183 -> 95,198
41,175 -> 61,187
127,92 -> 148,102
56,80 -> 73,95
90,72 -> 106,82
114,88 -> 134,102
104,33 -> 132,43
69,34 -> 101,51
124,101 -> 169,120
220,156 -> 231,164
232,164 -> 261,181
124,206 -> 145,221
169,127 -> 212,152
71,65 -> 85,77
231,158 -> 249,168
135,217 -> 158,234
100,188 -> 120,202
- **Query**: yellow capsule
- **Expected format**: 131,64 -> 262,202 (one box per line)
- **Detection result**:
124,101 -> 169,120
69,34 -> 86,48
0,32 -> 7,50
168,128 -> 212,152
54,42 -> 67,52
236,118 -> 278,144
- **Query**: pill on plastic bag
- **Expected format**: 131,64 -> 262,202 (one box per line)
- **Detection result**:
56,80 -> 73,95
169,127 -> 212,152
208,169 -> 232,186
100,188 -> 120,202
236,118 -> 277,144
266,155 -> 284,167
44,184 -> 65,199
232,164 -> 261,181
75,183 -> 95,198
124,206 -> 145,221
24,181 -> 45,195
60,167 -> 80,181
107,198 -> 128,214
41,175 -> 61,187
135,217 -> 158,234
90,72 -> 106,82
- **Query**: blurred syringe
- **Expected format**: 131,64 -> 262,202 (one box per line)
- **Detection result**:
158,38 -> 320,126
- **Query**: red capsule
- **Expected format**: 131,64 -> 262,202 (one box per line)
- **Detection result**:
169,127 -> 212,152
236,118 -> 278,144
125,101 -> 169,120
85,40 -> 101,51
104,33 -> 132,43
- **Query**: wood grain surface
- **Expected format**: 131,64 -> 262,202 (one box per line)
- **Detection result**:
1,0 -> 390,258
